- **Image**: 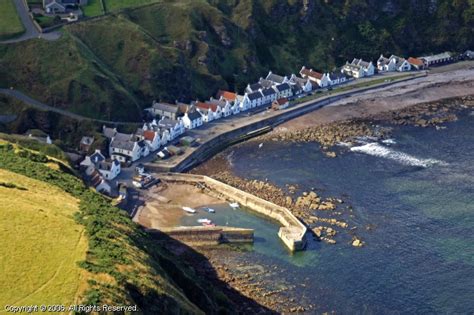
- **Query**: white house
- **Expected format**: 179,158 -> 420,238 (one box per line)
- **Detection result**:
328,72 -> 348,86
80,149 -> 105,167
289,75 -> 313,93
182,110 -> 203,129
260,88 -> 277,104
236,94 -> 250,111
207,99 -> 232,117
160,128 -> 171,146
351,58 -> 375,76
273,83 -> 293,99
299,66 -> 330,87
342,63 -> 365,78
378,55 -> 411,72
216,90 -> 241,115
143,129 -> 161,151
85,166 -> 111,195
158,118 -> 185,140
109,133 -> 142,163
96,160 -> 121,180
246,91 -> 264,107
196,101 -> 222,120
265,71 -> 289,85
377,54 -> 396,72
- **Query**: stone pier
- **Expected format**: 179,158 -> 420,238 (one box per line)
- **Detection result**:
157,173 -> 307,252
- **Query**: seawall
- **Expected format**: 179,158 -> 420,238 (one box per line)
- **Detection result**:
157,173 -> 307,252
149,226 -> 254,246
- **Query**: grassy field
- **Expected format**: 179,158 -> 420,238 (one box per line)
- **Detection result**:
0,169 -> 87,307
0,0 -> 25,40
82,0 -> 104,17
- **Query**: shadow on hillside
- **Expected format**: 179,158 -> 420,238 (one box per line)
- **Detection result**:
139,231 -> 278,314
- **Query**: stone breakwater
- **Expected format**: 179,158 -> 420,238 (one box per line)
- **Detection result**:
211,171 -> 359,246
157,173 -> 307,251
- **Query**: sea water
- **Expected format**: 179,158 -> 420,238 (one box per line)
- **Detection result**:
183,111 -> 474,313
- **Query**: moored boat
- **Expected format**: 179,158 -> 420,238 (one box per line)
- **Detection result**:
229,202 -> 239,209
182,206 -> 196,214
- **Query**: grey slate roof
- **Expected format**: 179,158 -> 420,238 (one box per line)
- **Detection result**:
275,83 -> 290,92
152,102 -> 179,113
261,88 -> 276,97
329,72 -> 347,80
90,151 -> 105,164
114,132 -> 133,141
266,73 -> 286,84
159,118 -> 179,128
110,138 -> 135,151
247,91 -> 263,100
249,83 -> 263,92
187,111 -> 202,121
103,127 -> 116,139
258,78 -> 274,88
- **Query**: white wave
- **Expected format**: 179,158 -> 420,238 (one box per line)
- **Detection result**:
226,150 -> 234,167
336,141 -> 352,147
350,143 -> 448,167
381,138 -> 397,145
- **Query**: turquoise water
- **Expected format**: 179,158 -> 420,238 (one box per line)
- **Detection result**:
185,112 -> 474,313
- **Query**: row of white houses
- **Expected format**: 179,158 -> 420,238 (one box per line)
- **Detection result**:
92,51 -> 452,172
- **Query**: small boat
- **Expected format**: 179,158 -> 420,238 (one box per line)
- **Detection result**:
182,207 -> 196,214
203,207 -> 215,213
197,218 -> 212,224
229,202 -> 239,209
258,143 -> 263,149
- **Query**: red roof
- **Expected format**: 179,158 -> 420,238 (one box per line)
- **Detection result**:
408,57 -> 424,66
196,102 -> 218,112
275,98 -> 288,105
300,68 -> 323,79
143,130 -> 156,141
216,90 -> 237,102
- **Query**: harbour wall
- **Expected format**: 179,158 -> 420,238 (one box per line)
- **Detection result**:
157,173 -> 307,252
149,226 -> 254,246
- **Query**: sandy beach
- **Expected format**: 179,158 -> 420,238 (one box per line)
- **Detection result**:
135,182 -> 222,229
277,65 -> 474,131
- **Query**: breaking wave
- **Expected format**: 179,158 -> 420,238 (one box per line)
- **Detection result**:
350,143 -> 448,167
226,150 -> 235,167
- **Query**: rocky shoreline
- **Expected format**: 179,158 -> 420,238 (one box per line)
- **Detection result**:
261,95 -> 474,155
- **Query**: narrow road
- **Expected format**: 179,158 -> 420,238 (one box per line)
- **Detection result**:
0,88 -> 139,126
0,0 -> 61,44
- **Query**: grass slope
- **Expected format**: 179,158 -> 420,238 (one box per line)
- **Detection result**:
0,140 -> 234,313
0,169 -> 87,307
0,0 -> 25,40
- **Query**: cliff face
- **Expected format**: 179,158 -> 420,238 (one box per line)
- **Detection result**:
0,0 -> 472,121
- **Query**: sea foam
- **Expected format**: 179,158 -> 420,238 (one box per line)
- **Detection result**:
350,143 -> 447,167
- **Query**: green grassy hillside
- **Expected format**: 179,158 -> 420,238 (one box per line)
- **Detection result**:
0,168 -> 88,307
0,0 -> 472,121
0,139 -> 235,313
0,0 -> 25,40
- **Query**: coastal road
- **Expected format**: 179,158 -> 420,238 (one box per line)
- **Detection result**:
0,88 -> 139,126
0,0 -> 61,44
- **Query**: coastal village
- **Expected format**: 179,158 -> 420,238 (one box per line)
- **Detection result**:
76,50 -> 467,196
